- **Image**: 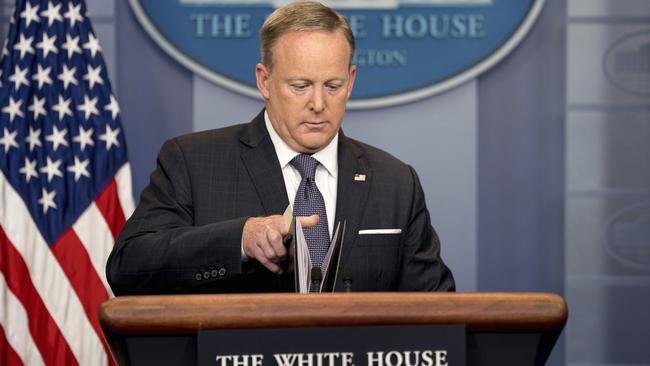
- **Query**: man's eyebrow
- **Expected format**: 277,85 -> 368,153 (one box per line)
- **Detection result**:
284,77 -> 346,84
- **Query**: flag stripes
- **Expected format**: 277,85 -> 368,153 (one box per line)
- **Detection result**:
50,228 -> 112,355
1,171 -> 108,365
95,178 -> 126,241
0,228 -> 77,366
1,171 -> 131,365
0,273 -> 45,366
73,202 -> 117,295
0,322 -> 30,366
115,163 -> 136,218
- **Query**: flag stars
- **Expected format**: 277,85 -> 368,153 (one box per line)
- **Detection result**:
83,65 -> 103,89
83,33 -> 102,58
36,33 -> 57,58
19,157 -> 39,183
40,1 -> 63,27
73,126 -> 94,151
39,157 -> 63,182
67,156 -> 91,181
9,65 -> 29,90
77,95 -> 99,120
25,126 -> 42,152
52,95 -> 72,120
99,125 -> 120,150
64,3 -> 83,28
13,34 -> 35,59
61,34 -> 81,59
105,95 -> 120,120
2,96 -> 24,122
4,1 -> 127,221
38,187 -> 57,214
58,64 -> 77,89
20,2 -> 40,27
32,64 -> 53,89
0,128 -> 19,153
28,95 -> 47,120
45,125 -> 69,151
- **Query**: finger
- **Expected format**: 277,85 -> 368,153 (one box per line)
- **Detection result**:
242,216 -> 290,274
260,258 -> 282,274
251,244 -> 283,274
267,229 -> 287,259
273,215 -> 292,236
298,214 -> 320,228
259,239 -> 279,261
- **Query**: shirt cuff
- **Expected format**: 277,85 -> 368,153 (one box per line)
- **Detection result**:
241,237 -> 249,262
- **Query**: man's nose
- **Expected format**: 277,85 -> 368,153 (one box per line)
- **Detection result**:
309,87 -> 325,113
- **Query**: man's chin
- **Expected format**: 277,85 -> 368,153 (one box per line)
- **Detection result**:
296,137 -> 331,154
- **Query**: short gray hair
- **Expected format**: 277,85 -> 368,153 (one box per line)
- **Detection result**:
260,1 -> 355,70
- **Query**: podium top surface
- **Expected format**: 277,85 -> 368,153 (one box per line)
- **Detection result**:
99,292 -> 567,335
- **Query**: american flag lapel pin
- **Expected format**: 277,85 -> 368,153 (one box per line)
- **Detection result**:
354,173 -> 366,182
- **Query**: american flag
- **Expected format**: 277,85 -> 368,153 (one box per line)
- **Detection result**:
0,0 -> 134,365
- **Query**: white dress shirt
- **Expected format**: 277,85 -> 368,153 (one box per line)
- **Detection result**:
265,111 -> 338,238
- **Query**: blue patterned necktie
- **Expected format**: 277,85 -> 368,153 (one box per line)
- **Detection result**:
291,154 -> 330,269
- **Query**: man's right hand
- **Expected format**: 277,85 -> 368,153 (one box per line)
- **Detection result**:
242,214 -> 319,274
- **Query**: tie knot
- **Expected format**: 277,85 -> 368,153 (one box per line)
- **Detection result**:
291,154 -> 319,179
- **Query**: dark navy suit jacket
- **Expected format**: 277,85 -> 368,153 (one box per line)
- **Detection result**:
107,111 -> 455,295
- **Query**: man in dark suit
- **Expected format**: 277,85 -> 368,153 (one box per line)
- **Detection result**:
107,1 -> 454,295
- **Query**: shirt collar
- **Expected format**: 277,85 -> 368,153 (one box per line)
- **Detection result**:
265,110 -> 338,178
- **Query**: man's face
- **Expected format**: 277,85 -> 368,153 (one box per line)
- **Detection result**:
256,30 -> 356,154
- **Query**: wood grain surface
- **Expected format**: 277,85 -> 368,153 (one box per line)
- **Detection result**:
99,292 -> 568,335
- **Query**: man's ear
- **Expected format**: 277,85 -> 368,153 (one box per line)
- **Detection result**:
256,63 -> 271,99
347,64 -> 357,99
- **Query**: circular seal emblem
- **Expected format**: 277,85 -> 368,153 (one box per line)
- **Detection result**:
129,0 -> 544,109
604,29 -> 650,97
604,202 -> 650,271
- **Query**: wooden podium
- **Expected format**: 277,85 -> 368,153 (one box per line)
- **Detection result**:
99,292 -> 567,366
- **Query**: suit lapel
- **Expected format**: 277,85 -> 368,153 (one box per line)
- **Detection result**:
335,133 -> 371,272
240,112 -> 289,216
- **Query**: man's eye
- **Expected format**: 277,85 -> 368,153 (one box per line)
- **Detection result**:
292,84 -> 309,91
326,84 -> 342,92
